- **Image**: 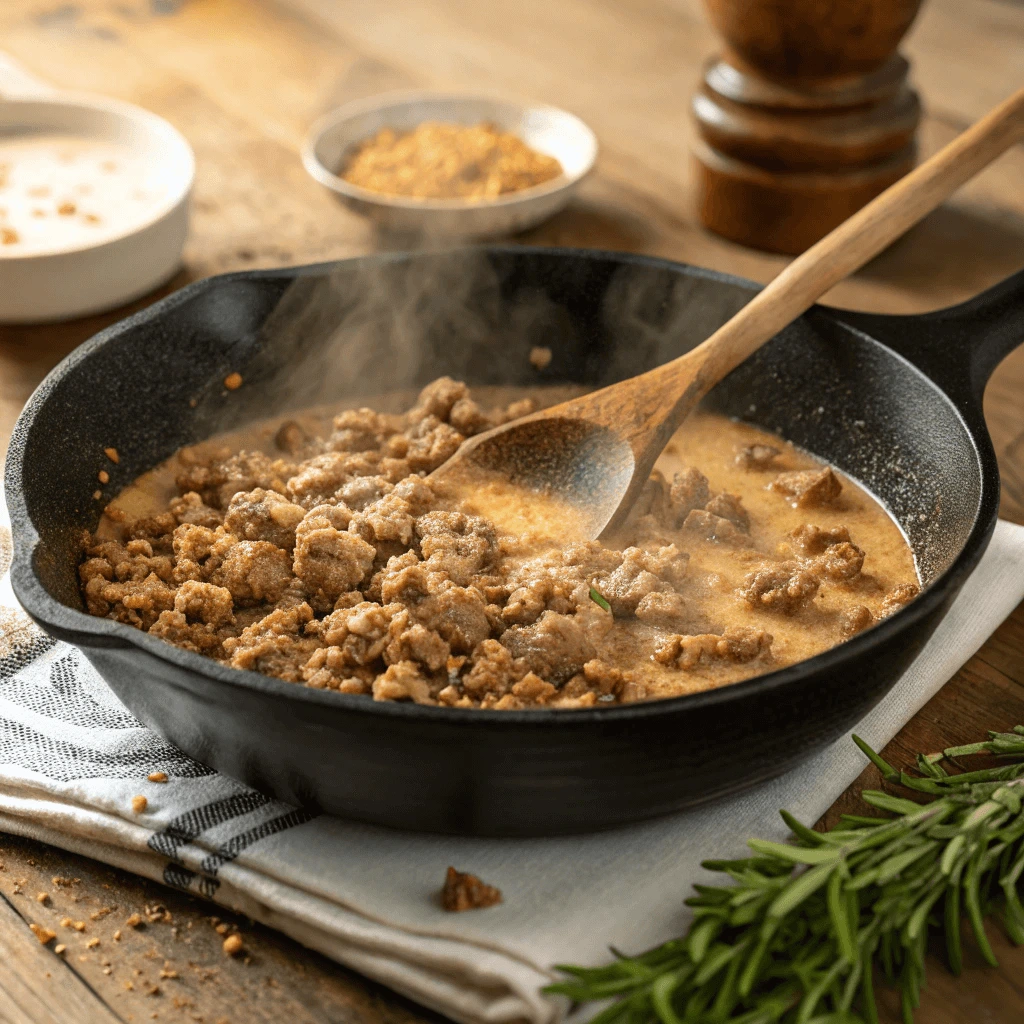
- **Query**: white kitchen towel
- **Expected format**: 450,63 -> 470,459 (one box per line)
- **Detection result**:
2,490 -> 1024,1024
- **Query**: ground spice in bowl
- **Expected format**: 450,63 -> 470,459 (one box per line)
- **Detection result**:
339,121 -> 563,200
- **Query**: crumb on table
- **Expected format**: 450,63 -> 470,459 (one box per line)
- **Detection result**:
98,470 -> 110,484
224,372 -> 243,390
105,446 -> 120,463
440,866 -> 502,911
29,923 -> 56,944
147,771 -> 168,783
222,933 -> 244,956
131,795 -> 148,814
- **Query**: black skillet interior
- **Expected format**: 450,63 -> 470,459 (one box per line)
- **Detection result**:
7,248 -> 1024,836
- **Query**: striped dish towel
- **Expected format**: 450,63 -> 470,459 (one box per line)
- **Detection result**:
3,486 -> 1024,1024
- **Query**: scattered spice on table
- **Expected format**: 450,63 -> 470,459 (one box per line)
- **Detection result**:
340,121 -> 562,200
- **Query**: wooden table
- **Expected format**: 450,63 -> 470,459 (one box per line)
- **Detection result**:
1,1 -> 1023,1021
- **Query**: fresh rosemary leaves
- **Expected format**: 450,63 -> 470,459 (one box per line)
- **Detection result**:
548,727 -> 1024,1024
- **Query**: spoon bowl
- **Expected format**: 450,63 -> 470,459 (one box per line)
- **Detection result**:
434,415 -> 636,539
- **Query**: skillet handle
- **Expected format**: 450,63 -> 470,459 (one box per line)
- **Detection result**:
832,267 -> 1024,411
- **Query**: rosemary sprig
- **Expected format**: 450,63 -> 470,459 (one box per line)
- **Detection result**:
590,587 -> 612,614
548,726 -> 1024,1024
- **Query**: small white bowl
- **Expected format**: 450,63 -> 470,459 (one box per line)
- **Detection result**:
0,53 -> 193,324
302,92 -> 598,238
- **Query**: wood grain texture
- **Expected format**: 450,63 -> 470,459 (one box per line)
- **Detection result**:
0,834 -> 446,1024
0,0 -> 1023,1021
0,886 -> 120,1024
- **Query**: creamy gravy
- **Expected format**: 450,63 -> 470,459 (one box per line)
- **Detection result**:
88,384 -> 919,707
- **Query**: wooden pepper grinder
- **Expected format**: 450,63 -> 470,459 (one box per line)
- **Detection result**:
692,0 -> 924,254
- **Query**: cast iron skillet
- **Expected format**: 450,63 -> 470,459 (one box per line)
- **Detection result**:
6,248 -> 1024,837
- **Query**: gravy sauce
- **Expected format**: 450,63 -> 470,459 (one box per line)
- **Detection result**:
87,382 -> 919,708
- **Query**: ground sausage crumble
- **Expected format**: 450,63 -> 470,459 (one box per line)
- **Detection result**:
79,377 -> 920,709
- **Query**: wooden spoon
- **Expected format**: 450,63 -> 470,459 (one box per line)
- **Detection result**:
430,87 -> 1024,539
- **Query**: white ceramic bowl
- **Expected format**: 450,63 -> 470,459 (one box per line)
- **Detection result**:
0,54 -> 193,324
302,92 -> 598,238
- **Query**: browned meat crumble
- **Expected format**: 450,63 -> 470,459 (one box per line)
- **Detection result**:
734,443 -> 780,470
441,867 -> 502,912
770,467 -> 843,507
78,377 -> 921,709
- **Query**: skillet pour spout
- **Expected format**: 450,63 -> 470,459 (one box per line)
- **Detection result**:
6,249 -> 1024,837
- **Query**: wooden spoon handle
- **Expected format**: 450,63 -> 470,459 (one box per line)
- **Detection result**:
689,85 -> 1024,389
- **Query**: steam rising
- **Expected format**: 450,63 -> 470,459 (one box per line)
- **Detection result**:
249,249 -> 582,417
224,248 -> 750,438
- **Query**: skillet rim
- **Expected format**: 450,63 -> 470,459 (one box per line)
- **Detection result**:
5,246 -> 999,728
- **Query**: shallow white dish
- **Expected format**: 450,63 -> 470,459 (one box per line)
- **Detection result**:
302,91 -> 598,238
0,53 -> 193,324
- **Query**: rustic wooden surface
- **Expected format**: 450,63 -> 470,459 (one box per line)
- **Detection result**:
0,0 -> 1023,1021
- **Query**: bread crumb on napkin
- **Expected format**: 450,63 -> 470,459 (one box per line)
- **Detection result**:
440,866 -> 502,911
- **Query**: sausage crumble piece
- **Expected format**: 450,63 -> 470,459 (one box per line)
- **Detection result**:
78,377 -> 921,707
654,627 -> 773,670
839,605 -> 875,638
739,562 -> 820,613
735,443 -> 781,470
789,523 -> 852,557
769,467 -> 843,508
813,541 -> 865,583
880,582 -> 921,617
440,866 -> 503,912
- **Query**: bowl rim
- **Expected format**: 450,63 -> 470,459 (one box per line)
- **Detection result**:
4,247 -> 996,731
301,89 -> 598,212
0,93 -> 195,262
